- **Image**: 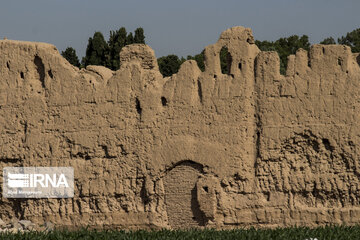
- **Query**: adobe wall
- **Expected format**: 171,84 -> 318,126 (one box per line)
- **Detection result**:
0,26 -> 360,229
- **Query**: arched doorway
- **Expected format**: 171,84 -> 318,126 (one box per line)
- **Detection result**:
163,161 -> 206,228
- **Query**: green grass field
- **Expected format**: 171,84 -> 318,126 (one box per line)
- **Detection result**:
1,226 -> 360,240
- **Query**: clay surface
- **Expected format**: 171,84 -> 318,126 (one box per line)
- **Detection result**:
1,26 -> 360,229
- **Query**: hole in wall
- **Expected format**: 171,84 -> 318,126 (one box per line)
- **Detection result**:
119,144 -> 129,155
20,72 -> 24,79
307,51 -> 311,68
322,48 -> 325,54
220,46 -> 232,75
203,186 -> 208,193
197,79 -> 203,103
322,138 -> 333,151
34,55 -> 45,88
48,69 -> 53,79
140,182 -> 151,205
338,58 -> 342,66
264,192 -> 270,201
135,97 -> 142,116
161,96 -> 167,106
6,61 -> 10,70
238,62 -> 242,71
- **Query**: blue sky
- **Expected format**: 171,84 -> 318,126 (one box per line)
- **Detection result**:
0,0 -> 359,60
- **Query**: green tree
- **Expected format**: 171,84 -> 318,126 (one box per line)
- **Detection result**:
276,35 -> 310,74
105,27 -> 145,70
338,28 -> 360,53
220,47 -> 231,74
194,53 -> 205,72
255,35 -> 310,75
118,27 -> 128,46
187,51 -> 205,72
106,27 -> 128,70
82,31 -> 108,67
134,27 -> 145,44
158,54 -> 183,77
82,27 -> 146,70
127,32 -> 134,44
320,37 -> 336,45
255,40 -> 277,51
61,47 -> 80,67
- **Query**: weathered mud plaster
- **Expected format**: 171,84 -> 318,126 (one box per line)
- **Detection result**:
1,26 -> 360,229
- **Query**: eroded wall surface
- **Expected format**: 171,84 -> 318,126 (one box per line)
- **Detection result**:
0,26 -> 360,229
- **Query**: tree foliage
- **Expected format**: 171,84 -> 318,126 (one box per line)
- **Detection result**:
106,27 -> 128,70
186,51 -> 205,72
82,27 -> 146,70
61,47 -> 80,67
255,35 -> 310,74
78,27 -> 360,77
254,40 -> 277,52
320,37 -> 336,45
134,27 -> 145,44
158,55 -> 185,77
82,31 -> 108,67
127,32 -> 134,45
220,47 -> 231,74
157,50 -> 207,77
338,28 -> 360,53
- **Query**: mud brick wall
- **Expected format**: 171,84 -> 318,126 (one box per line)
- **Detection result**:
0,26 -> 360,229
